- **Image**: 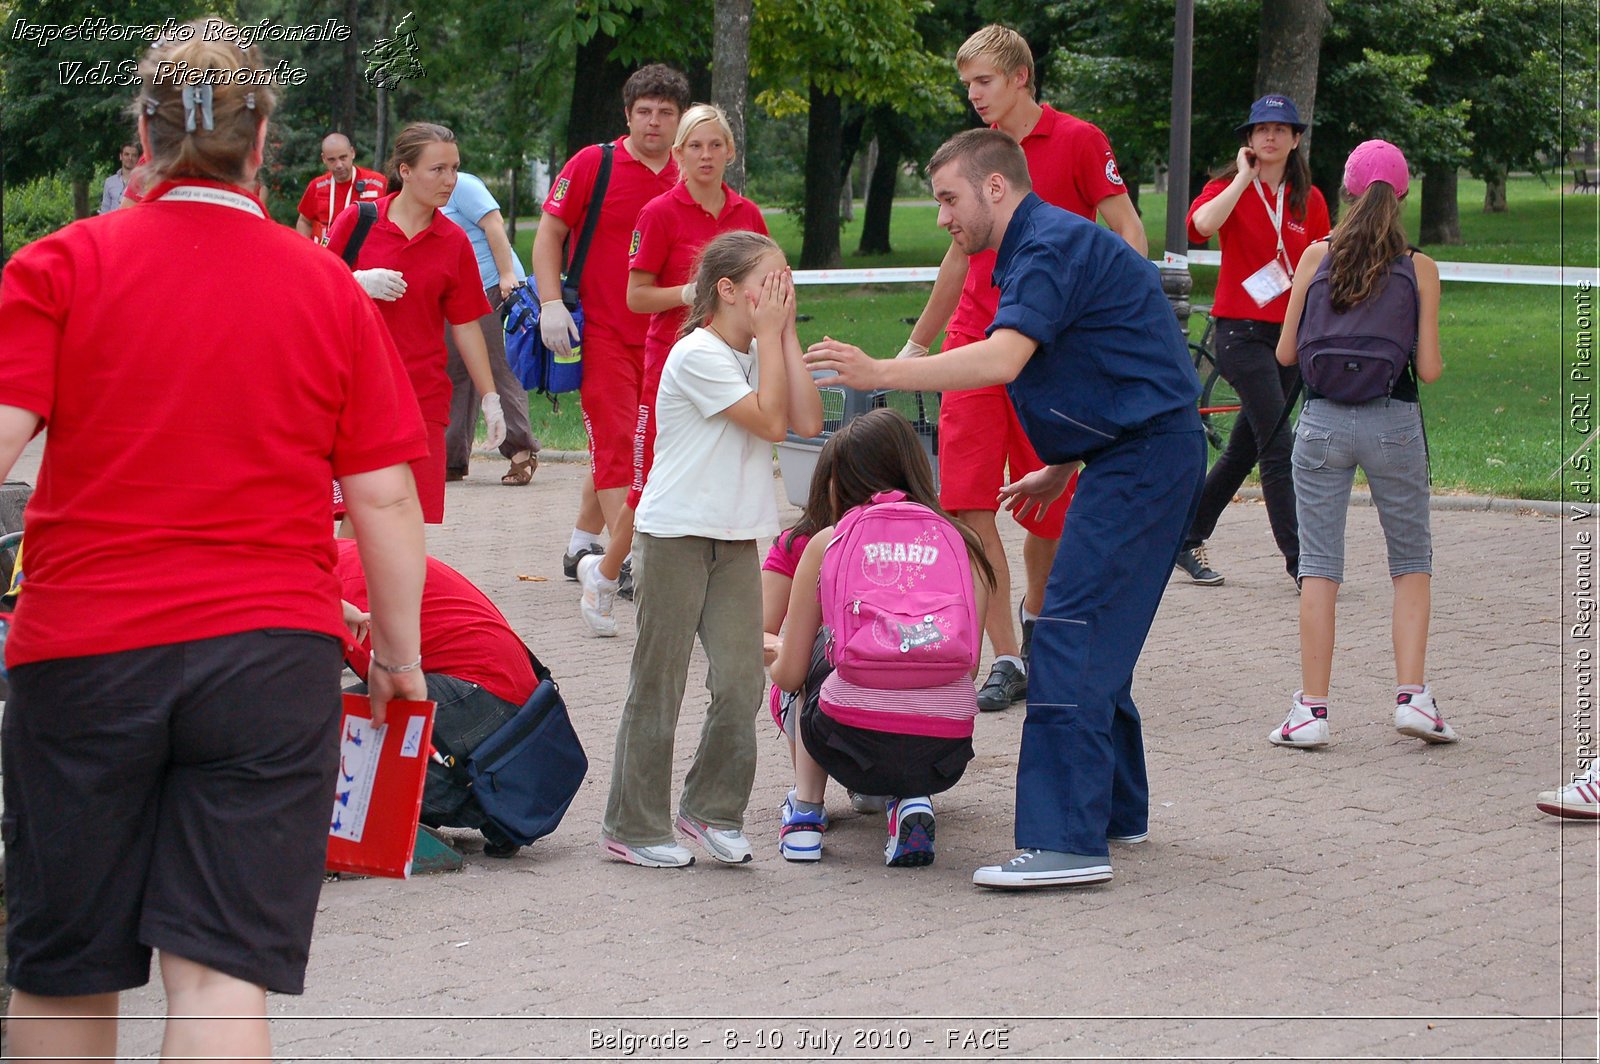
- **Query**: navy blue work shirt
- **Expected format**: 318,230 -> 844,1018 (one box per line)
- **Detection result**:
989,193 -> 1200,464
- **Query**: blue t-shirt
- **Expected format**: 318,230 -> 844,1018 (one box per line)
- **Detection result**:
989,193 -> 1200,463
440,173 -> 527,290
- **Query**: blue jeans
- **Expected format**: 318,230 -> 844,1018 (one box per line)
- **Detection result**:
1014,419 -> 1205,855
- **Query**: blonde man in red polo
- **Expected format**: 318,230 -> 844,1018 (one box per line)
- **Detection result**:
901,24 -> 1146,713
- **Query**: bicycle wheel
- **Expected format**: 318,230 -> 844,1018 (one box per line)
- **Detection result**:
1198,363 -> 1240,452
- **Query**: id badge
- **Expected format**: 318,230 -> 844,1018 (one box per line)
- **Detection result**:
1242,259 -> 1292,307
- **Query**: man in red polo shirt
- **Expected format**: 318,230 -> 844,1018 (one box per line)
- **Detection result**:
296,133 -> 387,245
901,25 -> 1147,713
532,64 -> 688,579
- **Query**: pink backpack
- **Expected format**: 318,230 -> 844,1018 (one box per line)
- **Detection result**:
820,490 -> 979,688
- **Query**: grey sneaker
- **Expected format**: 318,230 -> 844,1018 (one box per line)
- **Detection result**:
976,660 -> 1027,711
599,836 -> 694,868
1174,544 -> 1224,586
848,791 -> 890,814
617,558 -> 635,601
563,542 -> 603,581
676,813 -> 753,864
972,848 -> 1112,889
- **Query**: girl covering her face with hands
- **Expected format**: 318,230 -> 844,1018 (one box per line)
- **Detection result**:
600,230 -> 822,869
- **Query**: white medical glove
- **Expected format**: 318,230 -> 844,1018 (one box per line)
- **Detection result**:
896,338 -> 930,360
481,393 -> 507,452
353,268 -> 406,301
539,300 -> 579,359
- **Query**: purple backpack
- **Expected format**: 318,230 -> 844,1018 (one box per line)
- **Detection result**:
1297,250 -> 1418,404
819,490 -> 979,689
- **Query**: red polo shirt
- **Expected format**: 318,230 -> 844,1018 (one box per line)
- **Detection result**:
542,137 -> 678,347
298,166 -> 388,243
335,540 -> 538,708
1187,177 -> 1330,322
326,193 -> 490,425
630,182 -> 768,367
0,179 -> 428,667
946,105 -> 1131,341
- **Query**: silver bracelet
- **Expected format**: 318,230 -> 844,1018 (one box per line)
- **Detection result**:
371,654 -> 423,674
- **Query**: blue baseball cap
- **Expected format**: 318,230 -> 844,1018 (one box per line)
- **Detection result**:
1235,94 -> 1307,139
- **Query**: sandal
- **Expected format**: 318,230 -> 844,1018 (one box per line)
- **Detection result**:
501,450 -> 537,486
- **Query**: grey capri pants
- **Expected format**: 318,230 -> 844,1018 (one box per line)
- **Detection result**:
1291,397 -> 1432,583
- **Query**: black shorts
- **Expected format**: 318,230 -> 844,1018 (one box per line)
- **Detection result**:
800,700 -> 974,799
2,629 -> 343,997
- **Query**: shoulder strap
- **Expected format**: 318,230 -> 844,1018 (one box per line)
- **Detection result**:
563,143 -> 614,299
341,201 -> 379,268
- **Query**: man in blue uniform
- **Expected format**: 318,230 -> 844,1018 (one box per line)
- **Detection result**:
805,128 -> 1204,889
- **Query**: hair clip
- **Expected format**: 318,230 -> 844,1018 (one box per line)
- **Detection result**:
144,98 -> 159,116
244,91 -> 256,111
182,84 -> 214,132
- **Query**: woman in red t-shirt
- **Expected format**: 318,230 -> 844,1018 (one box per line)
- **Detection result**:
0,21 -> 427,1061
576,103 -> 769,635
1176,95 -> 1330,588
327,123 -> 506,523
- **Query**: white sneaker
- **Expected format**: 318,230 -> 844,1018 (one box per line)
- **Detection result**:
599,836 -> 694,867
676,813 -> 753,864
1269,691 -> 1330,748
1537,764 -> 1600,819
1394,687 -> 1458,744
577,554 -> 618,638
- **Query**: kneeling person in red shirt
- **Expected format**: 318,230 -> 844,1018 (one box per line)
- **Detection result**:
334,540 -> 540,857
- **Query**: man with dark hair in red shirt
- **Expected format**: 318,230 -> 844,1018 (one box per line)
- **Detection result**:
532,64 -> 690,583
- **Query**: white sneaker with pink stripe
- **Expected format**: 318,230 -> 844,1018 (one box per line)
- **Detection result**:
1537,765 -> 1600,820
1270,691 -> 1330,748
1393,687 -> 1458,744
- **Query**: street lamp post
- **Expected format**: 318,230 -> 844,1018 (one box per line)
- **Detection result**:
1161,0 -> 1195,333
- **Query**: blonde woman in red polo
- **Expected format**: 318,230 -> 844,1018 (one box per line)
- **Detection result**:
327,123 -> 507,523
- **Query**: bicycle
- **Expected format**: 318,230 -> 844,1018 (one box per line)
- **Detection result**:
1188,303 -> 1241,451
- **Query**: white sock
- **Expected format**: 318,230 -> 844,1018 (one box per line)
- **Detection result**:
994,653 -> 1025,675
569,529 -> 602,555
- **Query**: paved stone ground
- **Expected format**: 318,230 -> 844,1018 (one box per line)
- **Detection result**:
5,443 -> 1596,1061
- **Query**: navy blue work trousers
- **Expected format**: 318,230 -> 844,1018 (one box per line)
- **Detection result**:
1014,419 -> 1205,855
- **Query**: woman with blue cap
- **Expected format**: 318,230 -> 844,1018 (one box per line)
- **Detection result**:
1174,94 -> 1330,588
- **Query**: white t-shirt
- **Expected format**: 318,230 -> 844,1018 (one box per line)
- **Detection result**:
635,327 -> 780,540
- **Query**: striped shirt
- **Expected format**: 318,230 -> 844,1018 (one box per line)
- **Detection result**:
819,672 -> 979,740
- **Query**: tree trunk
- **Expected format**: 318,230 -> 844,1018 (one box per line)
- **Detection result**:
1483,173 -> 1507,212
507,164 -> 518,239
711,0 -> 752,193
71,177 -> 89,220
1420,166 -> 1462,245
1255,0 -> 1327,162
374,0 -> 390,170
858,138 -> 900,255
1125,177 -> 1141,216
337,0 -> 361,143
800,87 -> 843,269
566,30 -> 632,158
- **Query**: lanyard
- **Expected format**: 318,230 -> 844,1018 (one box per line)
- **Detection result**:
152,184 -> 266,218
329,173 -> 357,225
1252,178 -> 1289,268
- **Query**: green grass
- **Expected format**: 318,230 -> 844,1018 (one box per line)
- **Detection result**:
508,169 -> 1595,498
